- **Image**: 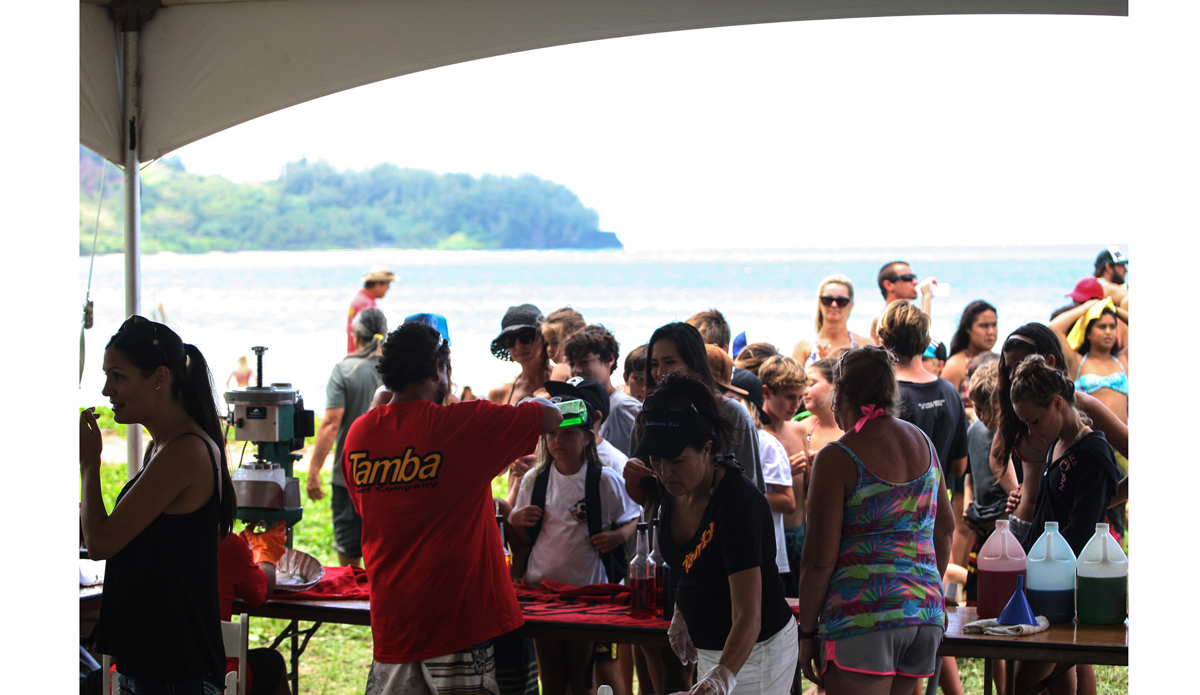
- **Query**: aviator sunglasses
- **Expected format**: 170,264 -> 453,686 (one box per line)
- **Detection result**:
887,273 -> 918,283
819,295 -> 852,308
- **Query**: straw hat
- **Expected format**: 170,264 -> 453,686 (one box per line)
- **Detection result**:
363,265 -> 397,283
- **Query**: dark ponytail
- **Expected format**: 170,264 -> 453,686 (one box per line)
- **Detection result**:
174,344 -> 237,538
108,319 -> 237,538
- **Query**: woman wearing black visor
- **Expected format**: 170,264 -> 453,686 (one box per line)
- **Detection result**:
628,371 -> 797,695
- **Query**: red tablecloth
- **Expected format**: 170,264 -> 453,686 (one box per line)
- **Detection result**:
514,580 -> 671,630
270,568 -> 672,630
272,565 -> 370,601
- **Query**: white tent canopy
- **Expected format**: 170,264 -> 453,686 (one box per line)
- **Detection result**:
80,0 -> 1127,166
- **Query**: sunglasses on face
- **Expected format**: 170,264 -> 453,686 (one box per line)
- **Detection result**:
504,329 -> 539,349
820,295 -> 852,308
887,273 -> 918,283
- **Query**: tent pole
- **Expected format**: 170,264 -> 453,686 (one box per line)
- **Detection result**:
123,27 -> 143,477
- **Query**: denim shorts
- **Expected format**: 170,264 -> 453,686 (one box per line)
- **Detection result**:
117,673 -> 223,695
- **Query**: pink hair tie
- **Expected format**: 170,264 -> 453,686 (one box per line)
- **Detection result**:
853,404 -> 885,433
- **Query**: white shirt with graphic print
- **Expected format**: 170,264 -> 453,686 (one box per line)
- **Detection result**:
516,463 -> 641,587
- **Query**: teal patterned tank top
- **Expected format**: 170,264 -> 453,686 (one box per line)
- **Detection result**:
819,435 -> 945,641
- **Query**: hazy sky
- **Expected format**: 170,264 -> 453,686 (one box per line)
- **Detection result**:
167,11 -> 1169,252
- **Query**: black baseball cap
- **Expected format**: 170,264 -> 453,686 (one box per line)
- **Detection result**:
544,376 -> 609,429
730,368 -> 771,425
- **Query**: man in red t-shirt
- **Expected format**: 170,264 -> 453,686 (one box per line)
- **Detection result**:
346,265 -> 395,354
342,322 -> 561,693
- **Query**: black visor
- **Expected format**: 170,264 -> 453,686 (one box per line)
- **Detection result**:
632,412 -> 712,460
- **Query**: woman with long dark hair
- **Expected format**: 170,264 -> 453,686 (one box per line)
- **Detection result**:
992,323 -> 1128,535
941,300 -> 999,391
1049,297 -> 1129,428
80,316 -> 235,694
625,322 -> 764,504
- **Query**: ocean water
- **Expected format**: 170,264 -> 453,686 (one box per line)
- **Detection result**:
78,244 -> 1107,413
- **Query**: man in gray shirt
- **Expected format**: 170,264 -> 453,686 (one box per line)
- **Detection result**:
306,308 -> 387,567
563,325 -> 641,457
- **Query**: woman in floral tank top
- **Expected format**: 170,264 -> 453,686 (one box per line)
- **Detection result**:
798,346 -> 956,694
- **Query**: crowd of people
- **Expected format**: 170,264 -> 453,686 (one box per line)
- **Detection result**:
80,247 -> 1130,695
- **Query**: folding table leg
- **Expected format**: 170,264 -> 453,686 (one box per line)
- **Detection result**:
267,618 -> 324,695
983,658 -> 993,695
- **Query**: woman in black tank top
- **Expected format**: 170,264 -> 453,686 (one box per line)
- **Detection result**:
80,316 -> 236,694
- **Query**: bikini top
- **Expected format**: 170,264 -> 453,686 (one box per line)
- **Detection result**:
1075,354 -> 1128,396
806,331 -> 857,368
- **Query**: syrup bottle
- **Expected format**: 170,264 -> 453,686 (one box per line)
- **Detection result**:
1026,522 -> 1077,623
650,517 -> 667,619
977,519 -> 1027,619
1076,523 -> 1128,625
629,522 -> 657,619
496,513 -> 511,570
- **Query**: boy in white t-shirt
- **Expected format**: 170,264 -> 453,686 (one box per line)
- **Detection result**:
728,369 -> 795,576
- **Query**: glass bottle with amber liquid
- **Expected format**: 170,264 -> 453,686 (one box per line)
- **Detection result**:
629,521 -> 657,619
497,513 -> 511,570
649,517 -> 667,619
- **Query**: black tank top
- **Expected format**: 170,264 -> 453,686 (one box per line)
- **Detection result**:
96,432 -> 226,682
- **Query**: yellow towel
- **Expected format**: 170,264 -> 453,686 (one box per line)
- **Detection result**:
1067,297 -> 1116,351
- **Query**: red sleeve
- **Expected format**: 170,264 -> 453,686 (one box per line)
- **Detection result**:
218,535 -> 269,618
459,400 -> 545,478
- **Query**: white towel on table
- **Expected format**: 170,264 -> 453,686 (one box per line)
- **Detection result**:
963,616 -> 1050,636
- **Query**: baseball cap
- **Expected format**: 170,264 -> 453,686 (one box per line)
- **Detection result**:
403,313 -> 451,346
706,344 -> 748,396
544,376 -> 610,428
731,332 -> 748,358
1094,246 -> 1128,269
1066,277 -> 1105,303
923,339 -> 948,361
730,368 -> 771,425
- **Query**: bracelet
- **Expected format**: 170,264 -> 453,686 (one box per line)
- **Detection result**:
798,627 -> 819,640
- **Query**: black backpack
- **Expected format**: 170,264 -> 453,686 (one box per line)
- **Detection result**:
528,462 -> 628,584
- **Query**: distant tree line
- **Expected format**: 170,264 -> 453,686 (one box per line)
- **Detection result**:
78,146 -> 622,254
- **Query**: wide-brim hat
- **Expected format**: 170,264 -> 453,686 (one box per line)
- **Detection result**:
632,411 -> 713,460
706,344 -> 747,396
545,377 -> 610,427
1066,277 -> 1105,303
363,264 -> 396,283
490,303 -> 545,361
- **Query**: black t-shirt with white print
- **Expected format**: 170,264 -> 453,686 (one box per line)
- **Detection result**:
658,464 -> 794,651
1025,429 -> 1122,557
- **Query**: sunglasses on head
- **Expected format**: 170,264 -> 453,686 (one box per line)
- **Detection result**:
887,273 -> 918,283
503,329 -> 539,349
118,315 -> 169,363
819,295 -> 852,308
643,392 -> 700,415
